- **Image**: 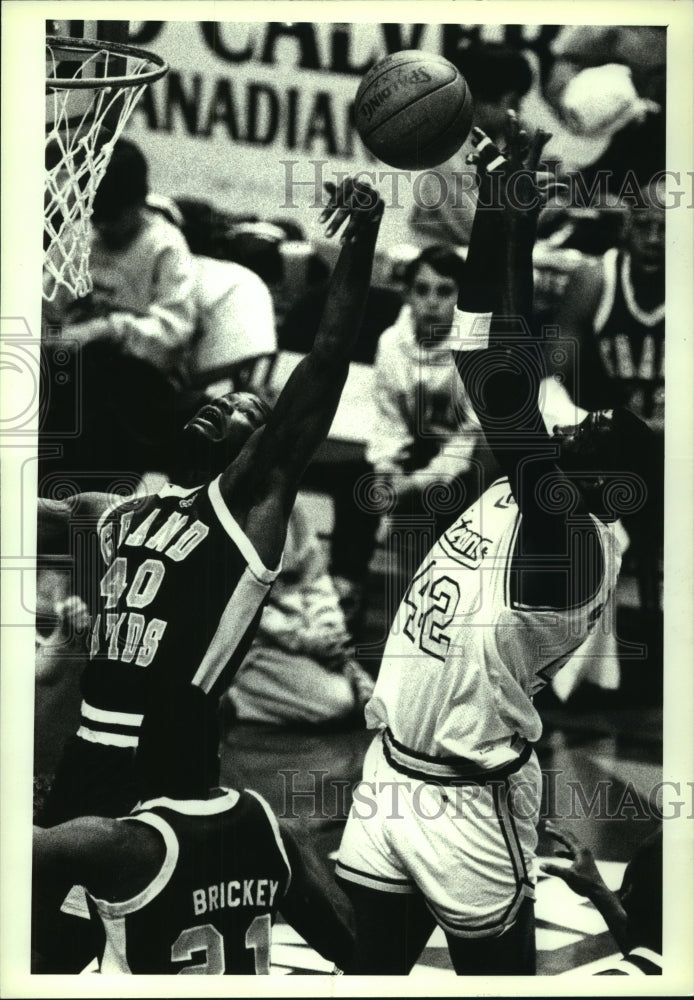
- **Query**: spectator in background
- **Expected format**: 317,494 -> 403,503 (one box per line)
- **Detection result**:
225,497 -> 374,727
542,821 -> 662,976
184,254 -> 277,400
542,26 -> 665,197
364,245 -> 492,602
41,138 -> 198,490
44,138 -> 196,379
410,43 -> 533,248
277,244 -> 403,636
551,183 -> 665,429
549,182 -> 664,612
172,202 -> 283,401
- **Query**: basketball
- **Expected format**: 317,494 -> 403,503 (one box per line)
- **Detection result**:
354,50 -> 474,170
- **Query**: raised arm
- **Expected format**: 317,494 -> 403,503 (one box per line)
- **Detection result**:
220,179 -> 383,551
453,114 -> 602,607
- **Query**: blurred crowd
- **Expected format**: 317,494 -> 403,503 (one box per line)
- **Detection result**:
38,30 -> 664,738
30,29 -> 670,980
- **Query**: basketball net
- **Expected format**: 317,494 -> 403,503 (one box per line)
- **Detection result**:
44,36 -> 168,302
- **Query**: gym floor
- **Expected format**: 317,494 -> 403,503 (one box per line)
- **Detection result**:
221,709 -> 662,977
220,555 -> 664,978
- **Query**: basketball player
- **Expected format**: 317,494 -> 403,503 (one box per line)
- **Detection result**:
553,183 -> 665,430
550,184 -> 664,614
335,114 -> 656,974
36,175 -> 385,826
33,684 -> 355,974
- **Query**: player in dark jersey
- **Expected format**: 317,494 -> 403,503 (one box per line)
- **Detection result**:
549,183 -> 664,613
36,175 -> 385,827
335,114 -> 657,975
553,184 -> 665,430
32,684 -> 355,974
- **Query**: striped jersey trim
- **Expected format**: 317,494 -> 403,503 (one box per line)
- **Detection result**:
157,483 -> 205,500
98,916 -> 130,973
621,254 -> 665,327
335,859 -> 415,895
88,812 -> 179,918
76,699 -> 143,747
191,566 -> 272,695
382,728 -> 532,784
596,947 -> 663,976
432,882 -> 534,939
207,476 -> 281,584
427,778 -> 534,940
594,246 -> 618,333
80,701 -> 144,726
76,728 -> 138,748
135,789 -> 241,816
60,884 -> 90,919
246,789 -> 292,896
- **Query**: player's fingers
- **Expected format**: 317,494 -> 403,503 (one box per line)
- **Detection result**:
320,178 -> 354,223
517,128 -> 531,161
318,181 -> 337,223
504,109 -> 520,154
341,200 -> 383,243
537,176 -> 570,201
350,179 -> 380,212
325,209 -> 351,237
470,125 -> 490,148
471,134 -> 508,174
324,176 -> 357,205
323,179 -> 358,235
540,863 -> 569,878
527,129 -> 553,172
544,822 -> 577,851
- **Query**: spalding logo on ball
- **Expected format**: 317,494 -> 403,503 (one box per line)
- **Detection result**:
355,50 -> 474,170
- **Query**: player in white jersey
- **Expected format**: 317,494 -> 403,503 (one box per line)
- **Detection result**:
336,114 -> 657,975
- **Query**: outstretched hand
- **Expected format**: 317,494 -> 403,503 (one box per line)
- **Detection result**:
319,177 -> 384,244
540,820 -> 609,899
466,110 -> 566,213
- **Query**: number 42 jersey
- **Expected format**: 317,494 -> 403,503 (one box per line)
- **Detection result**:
366,478 -> 622,773
80,476 -> 281,748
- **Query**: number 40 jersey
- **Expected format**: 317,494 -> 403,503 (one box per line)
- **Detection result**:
80,476 -> 281,748
366,479 -> 622,774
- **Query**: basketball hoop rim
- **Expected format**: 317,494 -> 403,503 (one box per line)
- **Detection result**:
46,34 -> 169,91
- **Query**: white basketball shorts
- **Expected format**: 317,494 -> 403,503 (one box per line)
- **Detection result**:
336,731 -> 541,938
